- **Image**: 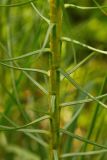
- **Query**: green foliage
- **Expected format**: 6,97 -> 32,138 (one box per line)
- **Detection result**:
0,0 -> 107,160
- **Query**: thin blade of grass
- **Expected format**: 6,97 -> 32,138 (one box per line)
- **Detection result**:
63,103 -> 85,130
0,0 -> 36,7
6,144 -> 39,160
80,75 -> 107,160
31,2 -> 50,24
92,0 -> 107,16
61,52 -> 95,81
17,129 -> 49,135
7,59 -> 49,95
1,48 -> 50,62
61,149 -> 107,158
62,85 -> 91,156
53,150 -> 59,160
34,23 -> 54,59
22,71 -> 48,95
61,37 -> 107,55
60,68 -> 107,109
60,129 -> 107,149
0,81 -> 17,104
60,93 -> 107,107
0,115 -> 50,131
33,23 -> 54,61
0,113 -> 48,147
64,3 -> 107,10
26,132 -> 48,147
42,23 -> 54,49
67,52 -> 95,75
0,41 -> 7,52
0,61 -> 48,76
6,12 -> 31,122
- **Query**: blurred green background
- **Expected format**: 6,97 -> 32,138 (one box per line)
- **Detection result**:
0,0 -> 107,159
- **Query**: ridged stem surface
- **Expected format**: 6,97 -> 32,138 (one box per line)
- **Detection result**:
49,0 -> 62,159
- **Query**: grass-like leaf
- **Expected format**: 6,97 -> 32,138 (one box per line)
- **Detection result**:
22,70 -> 49,95
1,48 -> 50,62
0,115 -> 50,131
6,19 -> 30,122
80,76 -> 107,159
6,144 -> 39,160
61,149 -> 107,158
16,129 -> 49,135
0,0 -> 36,7
0,61 -> 48,76
61,37 -> 107,55
60,129 -> 107,149
60,68 -> 107,109
61,52 -> 95,81
60,93 -> 107,107
67,52 -> 95,75
64,3 -> 107,10
63,103 -> 85,130
92,0 -> 107,16
0,113 -> 48,147
31,2 -> 50,24
26,132 -> 48,147
53,150 -> 59,160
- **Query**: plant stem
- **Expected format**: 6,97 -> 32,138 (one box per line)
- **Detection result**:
49,0 -> 62,159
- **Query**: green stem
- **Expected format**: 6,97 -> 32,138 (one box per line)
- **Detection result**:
49,0 -> 62,159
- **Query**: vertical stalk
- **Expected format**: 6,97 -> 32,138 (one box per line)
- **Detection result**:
49,0 -> 62,159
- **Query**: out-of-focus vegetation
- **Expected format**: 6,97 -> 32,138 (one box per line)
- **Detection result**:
0,0 -> 107,160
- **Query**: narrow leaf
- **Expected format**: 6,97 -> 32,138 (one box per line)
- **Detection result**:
60,129 -> 107,149
92,0 -> 107,16
0,115 -> 50,131
0,113 -> 48,147
6,144 -> 39,160
60,93 -> 107,107
60,68 -> 107,109
31,2 -> 50,24
23,71 -> 48,95
64,3 -> 107,10
61,149 -> 107,158
61,37 -> 107,55
17,129 -> 49,135
54,150 -> 59,160
0,0 -> 36,7
0,61 -> 48,76
61,52 -> 95,81
1,48 -> 50,62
